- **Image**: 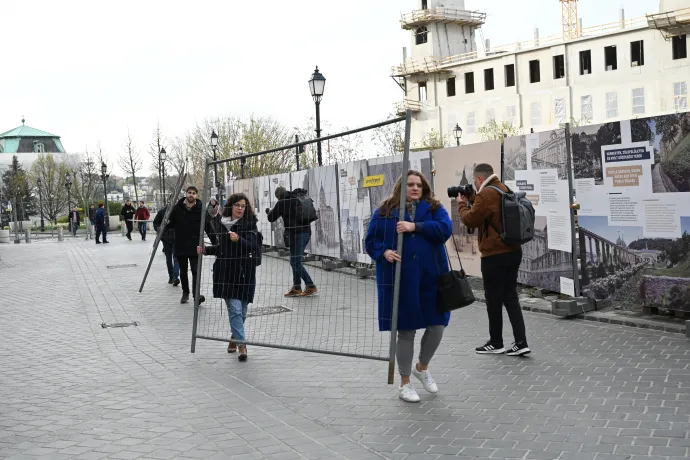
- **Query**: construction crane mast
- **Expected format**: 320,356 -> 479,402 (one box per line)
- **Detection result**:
561,0 -> 579,40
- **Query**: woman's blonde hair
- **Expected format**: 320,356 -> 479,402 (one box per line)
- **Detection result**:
378,170 -> 440,216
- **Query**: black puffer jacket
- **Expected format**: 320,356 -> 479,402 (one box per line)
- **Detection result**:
167,197 -> 205,256
205,215 -> 262,302
153,206 -> 175,243
266,191 -> 311,235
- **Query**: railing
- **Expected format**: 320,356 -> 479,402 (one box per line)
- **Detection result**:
392,14 -> 649,76
400,8 -> 486,29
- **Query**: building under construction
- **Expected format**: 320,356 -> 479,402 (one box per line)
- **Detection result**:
393,0 -> 690,146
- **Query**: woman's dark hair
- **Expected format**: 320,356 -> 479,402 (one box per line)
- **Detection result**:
222,193 -> 256,220
378,170 -> 440,216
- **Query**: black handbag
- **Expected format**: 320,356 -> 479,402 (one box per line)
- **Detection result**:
435,242 -> 475,314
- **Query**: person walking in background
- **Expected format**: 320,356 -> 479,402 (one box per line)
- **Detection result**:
167,186 -> 211,305
365,170 -> 453,403
198,193 -> 262,361
68,206 -> 80,236
206,198 -> 222,236
88,204 -> 96,239
134,201 -> 150,241
458,163 -> 531,357
121,199 -> 136,240
266,186 -> 318,297
95,203 -> 108,244
153,203 -> 179,286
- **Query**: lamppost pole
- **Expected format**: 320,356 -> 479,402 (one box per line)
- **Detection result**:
308,66 -> 326,167
211,130 -> 219,201
65,172 -> 72,214
37,178 -> 45,232
101,162 -> 110,227
295,134 -> 301,171
12,195 -> 20,244
17,185 -> 25,232
160,147 -> 167,202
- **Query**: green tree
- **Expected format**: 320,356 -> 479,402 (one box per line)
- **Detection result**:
412,129 -> 449,151
29,153 -> 71,223
477,120 -> 523,141
2,155 -> 37,219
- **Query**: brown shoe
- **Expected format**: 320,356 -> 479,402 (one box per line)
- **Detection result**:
227,341 -> 237,353
284,287 -> 302,297
238,345 -> 248,362
300,286 -> 318,297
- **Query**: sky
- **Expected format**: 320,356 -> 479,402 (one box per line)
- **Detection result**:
1,0 -> 659,176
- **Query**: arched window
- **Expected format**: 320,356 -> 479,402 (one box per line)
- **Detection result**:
415,27 -> 428,45
33,141 -> 45,153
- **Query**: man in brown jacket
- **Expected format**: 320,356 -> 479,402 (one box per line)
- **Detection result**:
457,163 -> 530,356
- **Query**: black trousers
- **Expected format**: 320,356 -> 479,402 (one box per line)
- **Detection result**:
125,220 -> 133,236
177,255 -> 198,296
481,250 -> 527,346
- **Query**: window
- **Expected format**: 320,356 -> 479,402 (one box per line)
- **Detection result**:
505,64 -> 515,87
33,142 -> 45,153
506,105 -> 516,123
465,72 -> 475,94
467,112 -> 476,134
486,108 -> 496,123
415,27 -> 428,45
446,77 -> 456,97
631,40 -> 644,66
674,81 -> 688,112
531,102 -> 541,126
672,34 -> 687,60
632,88 -> 645,115
484,68 -> 495,91
418,81 -> 427,101
605,45 -> 617,71
421,0 -> 428,9
606,92 -> 618,118
529,60 -> 540,83
555,98 -> 566,125
553,55 -> 565,79
581,95 -> 593,122
579,50 -> 592,75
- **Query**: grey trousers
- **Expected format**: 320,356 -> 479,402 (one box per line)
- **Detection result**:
396,325 -> 445,377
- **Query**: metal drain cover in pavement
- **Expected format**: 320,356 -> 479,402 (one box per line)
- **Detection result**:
247,305 -> 292,317
106,264 -> 138,269
101,321 -> 139,328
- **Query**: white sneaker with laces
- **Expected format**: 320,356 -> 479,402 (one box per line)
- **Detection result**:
412,366 -> 438,393
398,383 -> 420,403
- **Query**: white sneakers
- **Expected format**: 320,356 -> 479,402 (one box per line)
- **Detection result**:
399,367 -> 439,403
398,383 -> 421,402
412,366 -> 438,393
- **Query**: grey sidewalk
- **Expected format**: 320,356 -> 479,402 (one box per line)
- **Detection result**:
1,236 -> 690,460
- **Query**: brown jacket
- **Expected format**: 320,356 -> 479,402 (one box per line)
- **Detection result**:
457,175 -> 521,258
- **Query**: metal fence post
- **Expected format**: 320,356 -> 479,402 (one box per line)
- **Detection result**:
24,229 -> 30,243
191,161 -> 211,353
388,109 -> 412,385
564,123 -> 581,297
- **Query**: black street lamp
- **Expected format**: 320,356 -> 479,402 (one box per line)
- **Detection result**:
210,130 -> 220,200
65,172 -> 73,213
100,162 -> 110,227
453,124 -> 463,146
16,185 -> 25,234
308,66 -> 326,166
36,178 -> 45,232
12,192 -> 20,244
238,146 -> 245,179
160,147 -> 167,202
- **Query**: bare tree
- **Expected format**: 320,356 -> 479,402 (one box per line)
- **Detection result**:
371,113 -> 405,157
118,131 -> 143,202
293,117 -> 362,168
412,129 -> 450,151
478,120 -> 524,141
148,122 -> 166,206
29,153 -> 70,223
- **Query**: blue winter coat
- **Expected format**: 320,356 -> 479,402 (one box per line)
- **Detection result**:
365,200 -> 453,331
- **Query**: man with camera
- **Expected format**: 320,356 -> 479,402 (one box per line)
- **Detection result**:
455,163 -> 530,356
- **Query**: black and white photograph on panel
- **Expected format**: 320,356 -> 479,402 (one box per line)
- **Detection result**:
571,121 -> 622,185
531,129 -> 569,180
410,150 -> 433,186
503,134 -> 528,181
269,173 -> 291,249
290,169 -> 311,253
338,160 -> 371,263
256,176 -> 273,247
367,154 -> 404,211
308,165 -> 341,258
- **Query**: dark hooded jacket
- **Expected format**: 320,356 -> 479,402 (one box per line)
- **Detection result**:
205,215 -> 262,302
167,197 -> 205,256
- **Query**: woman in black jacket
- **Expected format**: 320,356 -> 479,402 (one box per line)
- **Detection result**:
198,193 -> 262,361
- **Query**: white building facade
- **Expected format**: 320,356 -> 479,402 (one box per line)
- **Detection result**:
393,0 -> 690,146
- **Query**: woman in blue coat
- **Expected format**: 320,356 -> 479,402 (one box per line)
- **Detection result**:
365,170 -> 453,403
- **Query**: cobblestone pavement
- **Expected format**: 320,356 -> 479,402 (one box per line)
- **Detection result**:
1,236 -> 690,460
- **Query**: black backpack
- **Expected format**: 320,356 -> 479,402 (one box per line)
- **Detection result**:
485,185 -> 536,246
291,189 -> 318,226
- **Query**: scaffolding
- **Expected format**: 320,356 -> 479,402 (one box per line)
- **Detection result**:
647,7 -> 690,40
561,0 -> 579,40
400,7 -> 486,30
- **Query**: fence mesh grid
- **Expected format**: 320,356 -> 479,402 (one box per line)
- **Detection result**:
193,120 -> 412,360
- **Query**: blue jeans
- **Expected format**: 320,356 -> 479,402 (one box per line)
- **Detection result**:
289,231 -> 314,289
71,222 -> 79,236
224,298 -> 249,343
162,239 -> 179,279
138,222 -> 147,239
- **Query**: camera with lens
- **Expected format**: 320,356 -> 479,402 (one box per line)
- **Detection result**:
447,184 -> 474,199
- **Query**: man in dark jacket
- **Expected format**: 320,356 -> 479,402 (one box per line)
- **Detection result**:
166,186 -> 210,304
266,186 -> 317,297
95,203 -> 108,244
458,163 -> 529,357
134,201 -> 150,241
121,200 -> 136,240
153,203 -> 179,286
